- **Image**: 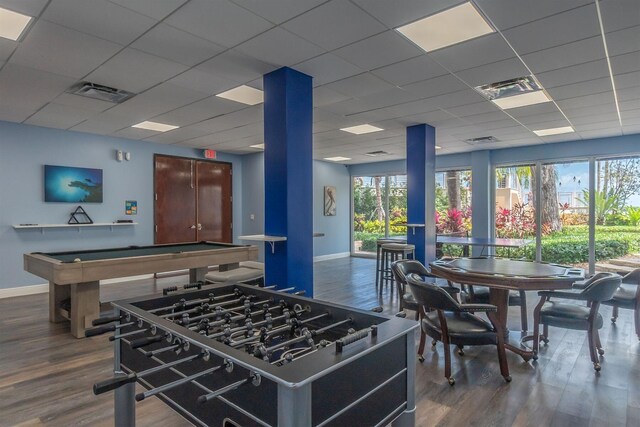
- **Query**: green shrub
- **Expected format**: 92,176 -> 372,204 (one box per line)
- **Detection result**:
605,213 -> 630,226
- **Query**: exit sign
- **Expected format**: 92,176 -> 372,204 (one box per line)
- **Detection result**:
203,149 -> 217,159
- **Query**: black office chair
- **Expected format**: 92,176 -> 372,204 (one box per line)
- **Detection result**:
532,272 -> 622,371
391,260 -> 460,318
603,268 -> 640,341
406,273 -> 511,385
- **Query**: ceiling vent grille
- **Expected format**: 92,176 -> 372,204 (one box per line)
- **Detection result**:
465,136 -> 498,144
67,82 -> 136,103
365,150 -> 391,157
474,75 -> 541,101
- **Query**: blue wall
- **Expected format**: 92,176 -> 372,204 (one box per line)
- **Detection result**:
240,152 -> 351,260
0,121 -> 243,288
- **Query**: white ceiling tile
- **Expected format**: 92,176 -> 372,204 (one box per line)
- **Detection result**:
474,0 -> 593,31
108,0 -> 187,20
235,27 -> 325,67
536,59 -> 610,88
429,33 -> 514,72
197,50 -> 277,85
518,112 -> 568,126
609,50 -> 640,76
401,74 -> 468,99
574,118 -> 621,130
444,101 -> 500,118
10,20 -> 122,79
333,30 -> 422,71
42,0 -> 157,45
620,98 -> 640,111
0,38 -> 17,62
70,111 -> 138,134
282,0 -> 386,50
85,48 -> 189,93
23,102 -> 95,129
313,86 -> 350,107
557,93 -> 617,110
295,53 -> 364,86
143,126 -> 212,144
152,96 -> 245,127
53,93 -> 115,112
110,127 -> 160,140
191,105 -> 263,133
352,0 -> 464,28
167,68 -> 238,95
623,124 -> 640,133
546,77 -> 612,100
562,103 -> 617,118
0,105 -> 37,122
578,129 -> 622,139
0,64 -> 75,112
131,24 -> 225,67
614,71 -> 640,89
521,35 -> 606,74
0,0 -> 48,16
230,0 -> 327,24
605,25 -> 640,57
464,111 -> 511,125
165,0 -> 273,47
617,85 -> 640,101
324,73 -> 395,98
599,0 -> 640,33
501,4 -> 600,55
455,57 -> 529,87
507,102 -> 561,119
371,54 -> 448,86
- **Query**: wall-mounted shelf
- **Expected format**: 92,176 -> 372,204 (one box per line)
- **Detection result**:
238,234 -> 287,254
13,222 -> 138,233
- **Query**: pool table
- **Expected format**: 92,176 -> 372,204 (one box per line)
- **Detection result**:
24,242 -> 258,338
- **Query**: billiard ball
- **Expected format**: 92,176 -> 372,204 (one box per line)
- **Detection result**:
73,258 -> 81,262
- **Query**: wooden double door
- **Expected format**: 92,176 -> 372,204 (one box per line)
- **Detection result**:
154,155 -> 232,244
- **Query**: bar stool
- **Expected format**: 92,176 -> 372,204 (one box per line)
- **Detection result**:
375,238 -> 402,290
379,243 -> 415,296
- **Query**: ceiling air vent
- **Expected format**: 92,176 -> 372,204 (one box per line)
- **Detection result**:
474,75 -> 541,101
465,136 -> 498,144
364,150 -> 391,157
67,82 -> 136,103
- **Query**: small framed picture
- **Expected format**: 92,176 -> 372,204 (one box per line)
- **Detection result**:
324,186 -> 336,216
125,200 -> 138,215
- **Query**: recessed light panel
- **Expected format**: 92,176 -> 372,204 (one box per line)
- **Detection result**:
396,2 -> 494,52
491,91 -> 551,109
324,156 -> 351,162
533,126 -> 574,137
0,7 -> 31,41
340,124 -> 384,134
132,121 -> 179,132
435,145 -> 442,149
250,144 -> 265,149
216,85 -> 264,105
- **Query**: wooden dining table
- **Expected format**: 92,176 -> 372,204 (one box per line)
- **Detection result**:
429,257 -> 585,361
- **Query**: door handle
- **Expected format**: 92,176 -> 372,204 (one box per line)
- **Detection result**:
190,225 -> 196,229
197,223 -> 202,231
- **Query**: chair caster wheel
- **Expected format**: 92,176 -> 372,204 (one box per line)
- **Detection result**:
532,353 -> 538,361
418,354 -> 425,363
542,338 -> 549,345
611,317 -> 616,323
457,348 -> 464,356
594,363 -> 601,372
448,377 -> 455,386
504,376 -> 512,382
432,340 -> 437,347
597,348 -> 605,356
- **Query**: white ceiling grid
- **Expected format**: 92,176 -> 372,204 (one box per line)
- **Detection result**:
0,0 -> 637,162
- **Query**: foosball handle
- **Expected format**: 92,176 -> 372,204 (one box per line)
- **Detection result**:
85,324 -> 117,337
92,314 -> 123,326
93,374 -> 136,395
370,306 -> 384,313
130,335 -> 164,349
184,282 -> 203,290
335,328 -> 371,353
163,286 -> 178,296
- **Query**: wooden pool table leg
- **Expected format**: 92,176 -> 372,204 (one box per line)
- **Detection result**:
489,288 -> 534,362
70,281 -> 100,339
189,267 -> 208,283
49,281 -> 69,323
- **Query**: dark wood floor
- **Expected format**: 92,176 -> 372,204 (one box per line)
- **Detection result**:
1,257 -> 638,426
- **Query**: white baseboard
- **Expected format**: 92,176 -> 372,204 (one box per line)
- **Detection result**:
314,252 -> 351,262
0,283 -> 48,299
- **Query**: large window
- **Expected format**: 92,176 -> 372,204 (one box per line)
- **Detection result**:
594,157 -> 640,270
352,174 -> 407,255
494,165 -> 536,259
436,170 -> 472,256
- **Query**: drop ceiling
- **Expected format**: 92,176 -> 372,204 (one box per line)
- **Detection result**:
0,0 -> 638,164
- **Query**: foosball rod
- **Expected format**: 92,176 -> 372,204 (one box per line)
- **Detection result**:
197,373 -> 261,404
135,361 -> 230,402
258,317 -> 352,355
180,297 -> 273,325
148,288 -> 244,314
159,295 -> 257,319
93,352 -> 206,395
228,312 -> 331,348
189,301 -> 289,331
206,307 -> 309,339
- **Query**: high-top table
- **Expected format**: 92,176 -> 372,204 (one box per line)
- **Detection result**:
429,257 -> 584,361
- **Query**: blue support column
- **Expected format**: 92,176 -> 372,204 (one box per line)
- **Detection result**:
263,67 -> 313,296
471,150 -> 492,256
406,124 -> 436,264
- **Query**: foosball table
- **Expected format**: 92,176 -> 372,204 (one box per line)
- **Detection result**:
89,283 -> 418,427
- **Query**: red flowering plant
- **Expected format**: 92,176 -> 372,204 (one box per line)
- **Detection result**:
436,208 -> 470,233
495,202 -> 537,238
